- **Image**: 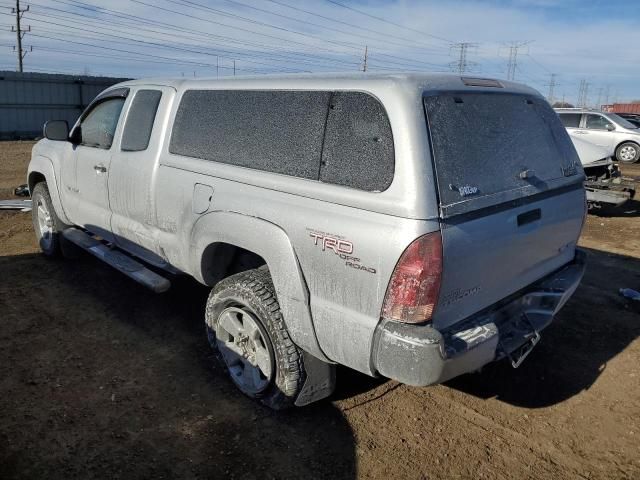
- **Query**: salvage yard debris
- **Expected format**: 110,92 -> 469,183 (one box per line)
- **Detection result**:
14,184 -> 29,197
0,199 -> 32,212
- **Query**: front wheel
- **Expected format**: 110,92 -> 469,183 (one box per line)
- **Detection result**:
616,142 -> 640,163
205,267 -> 306,410
31,182 -> 63,257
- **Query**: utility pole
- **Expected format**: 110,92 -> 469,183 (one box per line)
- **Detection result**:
546,73 -> 557,104
233,59 -> 236,76
604,84 -> 611,106
449,42 -> 478,74
12,0 -> 30,72
216,56 -> 219,78
503,41 -> 530,81
362,45 -> 368,72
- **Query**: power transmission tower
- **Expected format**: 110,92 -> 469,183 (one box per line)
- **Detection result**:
546,73 -> 557,104
577,79 -> 590,108
11,0 -> 30,72
596,87 -> 603,111
362,45 -> 368,72
449,42 -> 478,74
503,41 -> 530,81
604,85 -> 611,106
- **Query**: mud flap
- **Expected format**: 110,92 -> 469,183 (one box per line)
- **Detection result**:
294,351 -> 336,407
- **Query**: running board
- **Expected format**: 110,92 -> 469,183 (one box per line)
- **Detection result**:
62,228 -> 171,293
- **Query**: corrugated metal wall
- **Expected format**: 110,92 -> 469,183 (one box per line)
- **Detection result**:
0,71 -> 129,139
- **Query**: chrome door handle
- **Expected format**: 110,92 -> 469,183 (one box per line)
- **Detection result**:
94,164 -> 107,173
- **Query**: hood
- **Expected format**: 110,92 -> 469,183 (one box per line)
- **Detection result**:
570,136 -> 611,166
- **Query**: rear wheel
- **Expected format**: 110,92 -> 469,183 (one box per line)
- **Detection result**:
615,142 -> 640,163
205,267 -> 305,410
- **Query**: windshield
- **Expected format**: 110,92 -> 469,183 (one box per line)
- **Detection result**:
605,113 -> 639,129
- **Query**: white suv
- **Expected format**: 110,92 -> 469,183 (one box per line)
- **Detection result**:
556,108 -> 640,163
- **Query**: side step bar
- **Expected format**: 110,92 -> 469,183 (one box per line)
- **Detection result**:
62,228 -> 171,293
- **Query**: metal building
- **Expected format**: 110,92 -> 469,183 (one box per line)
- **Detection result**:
0,71 -> 129,140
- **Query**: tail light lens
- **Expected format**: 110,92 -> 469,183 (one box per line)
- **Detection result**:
381,232 -> 442,324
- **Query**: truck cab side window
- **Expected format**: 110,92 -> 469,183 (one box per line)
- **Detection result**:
121,90 -> 162,152
79,98 -> 125,149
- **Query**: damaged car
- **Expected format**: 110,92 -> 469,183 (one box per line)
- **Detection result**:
571,136 -> 636,208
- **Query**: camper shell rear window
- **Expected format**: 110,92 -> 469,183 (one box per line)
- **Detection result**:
423,92 -> 580,217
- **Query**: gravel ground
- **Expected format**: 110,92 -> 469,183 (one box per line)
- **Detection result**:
1,141 -> 639,479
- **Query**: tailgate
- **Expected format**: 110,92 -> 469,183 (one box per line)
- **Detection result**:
423,90 -> 586,330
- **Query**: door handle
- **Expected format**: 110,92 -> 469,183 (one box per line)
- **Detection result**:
94,164 -> 107,173
517,208 -> 541,226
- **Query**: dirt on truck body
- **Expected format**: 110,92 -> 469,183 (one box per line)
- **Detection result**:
1,142 -> 640,479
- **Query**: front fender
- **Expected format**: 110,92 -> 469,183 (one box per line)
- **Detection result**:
28,154 -> 71,225
190,211 -> 330,362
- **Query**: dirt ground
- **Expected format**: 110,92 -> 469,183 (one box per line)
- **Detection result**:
1,141 -> 639,480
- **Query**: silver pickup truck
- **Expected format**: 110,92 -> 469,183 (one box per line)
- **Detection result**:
28,73 -> 586,409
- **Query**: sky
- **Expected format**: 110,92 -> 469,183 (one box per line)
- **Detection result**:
0,0 -> 638,106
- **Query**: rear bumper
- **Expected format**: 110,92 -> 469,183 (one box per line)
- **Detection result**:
372,249 -> 586,386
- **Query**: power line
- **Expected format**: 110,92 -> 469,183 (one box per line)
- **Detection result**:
49,0 -> 363,62
323,0 -> 453,43
133,0 -> 364,59
26,0 -> 447,72
209,0 -> 429,52
26,32 -> 265,74
17,7 -> 365,72
159,0 -> 447,70
21,10 -> 352,71
264,0 -> 445,52
22,13 -> 310,73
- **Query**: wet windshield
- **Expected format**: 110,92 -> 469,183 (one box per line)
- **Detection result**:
605,113 -> 639,129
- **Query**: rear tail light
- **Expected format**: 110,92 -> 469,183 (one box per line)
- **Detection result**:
381,232 -> 442,324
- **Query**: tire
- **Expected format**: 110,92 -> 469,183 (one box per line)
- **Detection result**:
31,182 -> 64,257
615,142 -> 640,163
205,267 -> 305,410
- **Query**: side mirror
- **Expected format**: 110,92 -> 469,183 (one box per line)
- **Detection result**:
43,120 -> 69,141
606,123 -> 615,131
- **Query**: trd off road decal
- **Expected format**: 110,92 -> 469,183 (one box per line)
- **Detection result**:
307,229 -> 376,274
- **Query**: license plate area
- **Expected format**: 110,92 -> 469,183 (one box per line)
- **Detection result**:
498,313 -> 541,368
506,330 -> 540,368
